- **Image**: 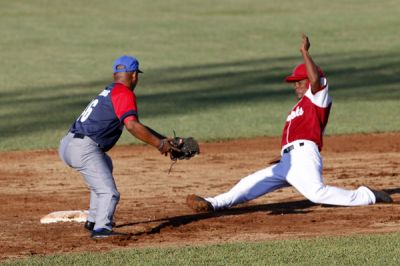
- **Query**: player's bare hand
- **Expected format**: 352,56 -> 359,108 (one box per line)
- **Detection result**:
300,33 -> 310,53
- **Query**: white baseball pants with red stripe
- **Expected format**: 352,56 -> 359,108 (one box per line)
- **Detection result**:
206,140 -> 376,210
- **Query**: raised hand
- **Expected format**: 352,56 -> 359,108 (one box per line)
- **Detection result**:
300,33 -> 310,53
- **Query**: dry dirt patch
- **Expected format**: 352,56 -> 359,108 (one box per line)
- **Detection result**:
1,133 -> 400,260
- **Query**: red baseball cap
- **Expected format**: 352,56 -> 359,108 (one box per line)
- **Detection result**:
285,63 -> 324,82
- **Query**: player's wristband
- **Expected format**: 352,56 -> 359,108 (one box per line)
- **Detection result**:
157,139 -> 166,152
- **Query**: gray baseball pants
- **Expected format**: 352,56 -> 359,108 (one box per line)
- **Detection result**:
59,132 -> 119,231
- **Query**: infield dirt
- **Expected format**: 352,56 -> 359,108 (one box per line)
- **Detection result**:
1,133 -> 400,260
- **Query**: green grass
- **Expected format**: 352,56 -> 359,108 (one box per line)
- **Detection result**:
1,0 -> 400,150
4,233 -> 400,265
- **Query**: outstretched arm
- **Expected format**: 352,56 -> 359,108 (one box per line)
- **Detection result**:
300,33 -> 322,94
144,126 -> 166,140
125,119 -> 171,154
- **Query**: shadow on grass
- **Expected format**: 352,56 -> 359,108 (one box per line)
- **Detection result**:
116,199 -> 316,236
1,51 -> 399,140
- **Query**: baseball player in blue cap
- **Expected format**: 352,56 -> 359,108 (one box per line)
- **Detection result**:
59,55 -> 174,239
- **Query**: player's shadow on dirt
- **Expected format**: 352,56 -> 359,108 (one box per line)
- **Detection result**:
117,199 -> 317,236
383,188 -> 400,195
382,187 -> 400,203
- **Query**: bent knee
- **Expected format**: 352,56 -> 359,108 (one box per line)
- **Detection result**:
96,189 -> 120,200
109,189 -> 120,202
112,190 -> 120,200
301,186 -> 327,204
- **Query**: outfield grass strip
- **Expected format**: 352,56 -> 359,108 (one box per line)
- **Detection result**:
4,232 -> 400,265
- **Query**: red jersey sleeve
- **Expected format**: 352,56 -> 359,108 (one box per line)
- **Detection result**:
110,83 -> 138,123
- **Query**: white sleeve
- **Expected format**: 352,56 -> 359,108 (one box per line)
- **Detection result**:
305,77 -> 332,108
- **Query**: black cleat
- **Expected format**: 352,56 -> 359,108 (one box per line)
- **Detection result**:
84,221 -> 95,232
91,228 -> 128,239
85,221 -> 116,232
368,187 -> 393,203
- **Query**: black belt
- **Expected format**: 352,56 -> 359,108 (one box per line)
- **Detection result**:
283,142 -> 304,153
71,133 -> 105,151
72,133 -> 85,139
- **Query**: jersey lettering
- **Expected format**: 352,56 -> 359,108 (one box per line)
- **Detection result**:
78,99 -> 99,122
99,90 -> 111,97
286,106 -> 304,122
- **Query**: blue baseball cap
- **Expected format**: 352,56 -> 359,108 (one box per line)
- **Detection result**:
113,55 -> 143,73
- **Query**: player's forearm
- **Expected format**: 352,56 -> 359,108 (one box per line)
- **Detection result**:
144,126 -> 166,140
301,50 -> 320,93
125,121 -> 162,149
301,50 -> 319,84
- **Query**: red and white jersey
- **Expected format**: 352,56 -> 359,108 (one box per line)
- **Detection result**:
281,77 -> 332,151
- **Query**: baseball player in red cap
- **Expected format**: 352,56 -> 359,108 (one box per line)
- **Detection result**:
187,34 -> 393,212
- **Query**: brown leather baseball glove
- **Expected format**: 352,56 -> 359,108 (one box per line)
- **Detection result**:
169,137 -> 200,161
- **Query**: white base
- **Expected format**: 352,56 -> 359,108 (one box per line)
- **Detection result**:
40,210 -> 89,224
